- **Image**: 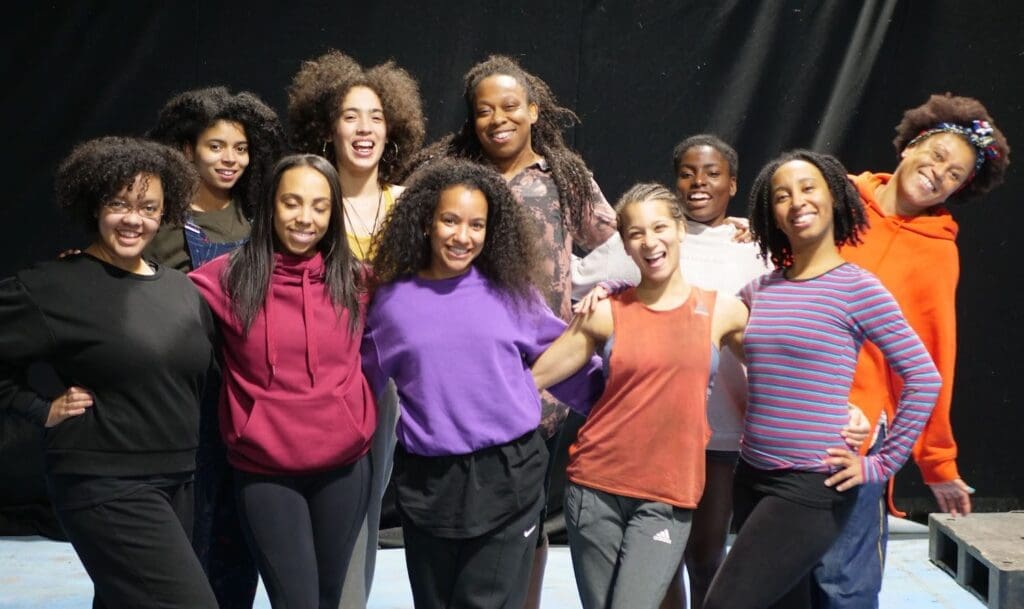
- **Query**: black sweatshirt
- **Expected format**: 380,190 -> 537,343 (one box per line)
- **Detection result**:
0,254 -> 215,476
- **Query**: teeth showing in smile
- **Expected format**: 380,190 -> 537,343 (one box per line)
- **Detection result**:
490,130 -> 513,143
688,192 -> 711,201
352,141 -> 376,157
791,211 -> 815,228
644,252 -> 667,268
447,246 -> 470,257
919,174 -> 936,193
289,230 -> 316,243
116,230 -> 141,239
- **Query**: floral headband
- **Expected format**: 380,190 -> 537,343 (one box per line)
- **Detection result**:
907,120 -> 1001,174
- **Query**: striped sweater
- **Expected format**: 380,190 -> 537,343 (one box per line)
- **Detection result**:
739,264 -> 941,483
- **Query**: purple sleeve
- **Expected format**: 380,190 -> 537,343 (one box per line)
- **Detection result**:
597,279 -> 634,295
359,313 -> 391,400
737,275 -> 760,308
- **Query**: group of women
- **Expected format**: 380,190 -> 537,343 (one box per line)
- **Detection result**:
0,44 -> 1011,609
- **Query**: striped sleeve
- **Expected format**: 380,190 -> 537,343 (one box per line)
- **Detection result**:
737,273 -> 764,308
848,274 -> 942,482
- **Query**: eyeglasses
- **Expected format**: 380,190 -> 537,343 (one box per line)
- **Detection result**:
102,199 -> 163,220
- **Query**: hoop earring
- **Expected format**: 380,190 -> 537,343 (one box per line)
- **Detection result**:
383,140 -> 399,164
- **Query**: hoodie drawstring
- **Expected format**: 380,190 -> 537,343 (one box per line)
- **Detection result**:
302,267 -> 319,386
263,254 -> 323,387
265,283 -> 278,383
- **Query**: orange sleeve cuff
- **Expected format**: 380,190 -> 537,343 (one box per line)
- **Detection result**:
917,458 -> 961,485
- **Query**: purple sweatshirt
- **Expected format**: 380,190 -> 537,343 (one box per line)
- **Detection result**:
361,266 -> 602,457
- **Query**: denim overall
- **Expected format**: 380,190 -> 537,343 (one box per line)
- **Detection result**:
185,220 -> 259,609
184,219 -> 247,269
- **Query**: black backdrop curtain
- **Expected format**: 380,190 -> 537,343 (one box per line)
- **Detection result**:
2,1 -> 1021,533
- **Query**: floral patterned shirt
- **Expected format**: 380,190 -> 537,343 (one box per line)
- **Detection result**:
507,159 -> 617,320
507,158 -> 617,436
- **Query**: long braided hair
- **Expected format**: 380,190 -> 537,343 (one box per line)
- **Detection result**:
404,55 -> 598,237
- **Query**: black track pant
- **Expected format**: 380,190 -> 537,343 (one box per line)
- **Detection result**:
235,455 -> 371,609
55,479 -> 217,609
402,504 -> 539,609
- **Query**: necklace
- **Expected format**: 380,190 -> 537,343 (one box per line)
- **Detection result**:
342,187 -> 384,259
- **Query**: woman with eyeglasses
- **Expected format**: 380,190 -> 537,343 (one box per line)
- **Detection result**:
0,136 -> 218,608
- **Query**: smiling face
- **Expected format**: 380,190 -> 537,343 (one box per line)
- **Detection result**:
185,119 -> 249,195
272,166 -> 332,257
92,172 -> 164,270
331,85 -> 387,176
472,74 -> 538,168
892,131 -> 976,214
770,160 -> 835,252
620,198 -> 684,283
676,145 -> 737,226
424,185 -> 488,280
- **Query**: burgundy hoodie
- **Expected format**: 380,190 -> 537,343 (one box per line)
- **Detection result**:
190,251 -> 375,475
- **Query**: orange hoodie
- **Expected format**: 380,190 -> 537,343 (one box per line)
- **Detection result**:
840,172 -> 960,505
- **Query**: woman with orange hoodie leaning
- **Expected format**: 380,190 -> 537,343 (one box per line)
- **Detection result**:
811,93 -> 1010,609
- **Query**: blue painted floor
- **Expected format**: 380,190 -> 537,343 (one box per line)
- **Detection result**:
0,532 -> 984,608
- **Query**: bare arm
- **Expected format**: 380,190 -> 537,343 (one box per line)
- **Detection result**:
712,294 -> 748,363
532,300 -> 611,391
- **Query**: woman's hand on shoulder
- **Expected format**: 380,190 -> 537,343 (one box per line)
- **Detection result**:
724,216 -> 753,243
572,284 -> 608,315
46,386 -> 93,427
580,296 -> 614,340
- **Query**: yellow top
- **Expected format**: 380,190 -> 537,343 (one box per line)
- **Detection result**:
345,185 -> 395,261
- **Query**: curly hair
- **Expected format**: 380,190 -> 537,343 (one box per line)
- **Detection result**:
748,150 -> 866,268
147,86 -> 285,218
287,50 -> 425,184
370,159 -> 540,302
893,93 -> 1010,201
56,136 -> 197,235
224,154 -> 363,334
672,134 -> 738,177
404,55 -> 598,238
614,182 -> 685,237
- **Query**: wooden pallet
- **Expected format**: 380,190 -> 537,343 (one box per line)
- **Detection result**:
929,512 -> 1024,609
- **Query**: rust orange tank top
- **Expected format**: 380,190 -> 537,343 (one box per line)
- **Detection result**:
566,286 -> 716,509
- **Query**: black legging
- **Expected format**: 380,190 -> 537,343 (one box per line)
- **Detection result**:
703,466 -> 856,609
235,455 -> 371,609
